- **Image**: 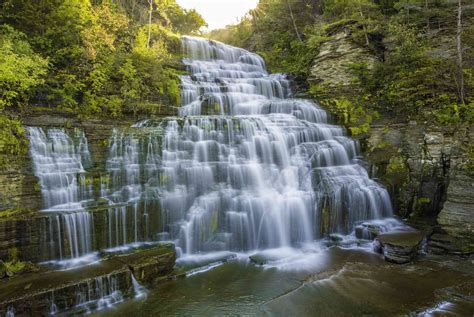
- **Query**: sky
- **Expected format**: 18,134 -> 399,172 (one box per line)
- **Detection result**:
176,0 -> 258,30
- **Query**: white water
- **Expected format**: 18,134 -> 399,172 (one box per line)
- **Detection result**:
131,273 -> 148,299
26,37 -> 393,265
27,127 -> 94,262
74,274 -> 124,313
5,306 -> 14,317
27,127 -> 92,210
151,37 -> 393,255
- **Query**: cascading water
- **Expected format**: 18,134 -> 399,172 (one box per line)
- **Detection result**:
26,37 -> 393,264
146,36 -> 393,255
27,127 -> 92,210
28,127 -> 94,262
28,128 -> 162,263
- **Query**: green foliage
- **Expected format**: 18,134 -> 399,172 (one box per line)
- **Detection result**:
0,115 -> 29,167
463,143 -> 474,175
0,0 -> 204,118
211,0 -> 473,128
0,247 -> 39,278
167,5 -> 207,35
386,155 -> 408,174
0,25 -> 48,110
310,85 -> 377,135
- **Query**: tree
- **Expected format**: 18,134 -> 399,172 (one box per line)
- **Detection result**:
0,25 -> 48,109
457,0 -> 464,104
286,0 -> 303,42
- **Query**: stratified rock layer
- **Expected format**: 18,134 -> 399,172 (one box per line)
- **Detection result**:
0,245 -> 176,316
437,170 -> 474,253
375,231 -> 424,264
309,29 -> 376,89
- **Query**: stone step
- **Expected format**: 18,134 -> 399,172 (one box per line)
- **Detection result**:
0,244 -> 177,316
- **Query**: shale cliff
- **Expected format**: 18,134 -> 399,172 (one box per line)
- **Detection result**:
308,31 -> 474,254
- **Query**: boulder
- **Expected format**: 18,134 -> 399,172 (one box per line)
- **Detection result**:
355,223 -> 383,240
375,231 -> 424,264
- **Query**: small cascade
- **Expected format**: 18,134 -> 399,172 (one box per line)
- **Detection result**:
5,307 -> 15,317
27,127 -> 92,210
74,274 -> 123,313
131,273 -> 148,299
28,127 -> 94,263
27,127 -> 163,264
42,211 -> 93,261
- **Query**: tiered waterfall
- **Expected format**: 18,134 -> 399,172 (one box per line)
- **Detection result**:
27,37 -> 393,263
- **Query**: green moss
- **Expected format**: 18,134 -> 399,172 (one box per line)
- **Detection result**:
309,87 -> 377,136
0,248 -> 39,278
0,209 -> 23,219
462,144 -> 474,175
386,155 -> 408,174
78,176 -> 94,186
417,197 -> 431,204
0,208 -> 36,221
33,182 -> 41,193
159,173 -> 168,186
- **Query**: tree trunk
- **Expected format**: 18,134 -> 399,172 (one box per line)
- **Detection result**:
147,0 -> 153,48
457,0 -> 464,104
358,0 -> 370,47
425,0 -> 430,30
287,0 -> 302,42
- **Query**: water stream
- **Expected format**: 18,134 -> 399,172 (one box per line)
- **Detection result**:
27,37 -> 393,265
20,37 -> 416,315
156,36 -> 393,255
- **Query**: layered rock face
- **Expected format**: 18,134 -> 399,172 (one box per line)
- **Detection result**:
436,169 -> 474,253
375,231 -> 424,264
0,113 -> 132,261
0,245 -> 177,316
309,28 -> 377,89
308,28 -> 474,254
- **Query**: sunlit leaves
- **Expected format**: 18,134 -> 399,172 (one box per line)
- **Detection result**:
0,26 -> 48,109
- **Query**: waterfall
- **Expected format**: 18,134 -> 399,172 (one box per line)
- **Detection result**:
44,211 -> 93,260
74,274 -> 123,312
26,36 -> 393,264
154,36 -> 393,254
131,273 -> 148,299
5,307 -> 15,317
27,127 -> 92,210
28,127 -> 94,262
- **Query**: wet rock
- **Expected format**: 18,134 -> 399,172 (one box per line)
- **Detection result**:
355,223 -> 383,240
375,231 -> 424,264
355,218 -> 409,241
324,236 -> 342,248
0,245 -> 176,316
250,251 -> 285,266
428,233 -> 474,255
328,234 -> 344,242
